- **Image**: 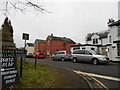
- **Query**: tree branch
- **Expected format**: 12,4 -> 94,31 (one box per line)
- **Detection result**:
26,0 -> 51,13
9,1 -> 23,12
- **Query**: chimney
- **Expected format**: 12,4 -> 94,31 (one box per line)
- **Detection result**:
107,18 -> 114,24
51,33 -> 53,36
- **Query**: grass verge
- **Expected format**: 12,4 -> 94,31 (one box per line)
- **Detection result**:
13,61 -> 55,88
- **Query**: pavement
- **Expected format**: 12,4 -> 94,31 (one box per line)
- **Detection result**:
47,65 -> 91,88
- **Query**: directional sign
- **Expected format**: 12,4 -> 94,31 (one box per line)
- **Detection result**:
0,49 -> 27,89
1,57 -> 20,88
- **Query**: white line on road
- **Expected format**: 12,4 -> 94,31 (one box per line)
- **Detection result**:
74,70 -> 120,82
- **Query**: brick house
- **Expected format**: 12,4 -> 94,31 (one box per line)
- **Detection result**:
34,39 -> 46,53
45,34 -> 76,57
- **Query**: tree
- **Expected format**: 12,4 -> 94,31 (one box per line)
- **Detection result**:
0,0 -> 50,16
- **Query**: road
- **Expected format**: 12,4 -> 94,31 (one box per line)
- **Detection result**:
28,58 -> 120,89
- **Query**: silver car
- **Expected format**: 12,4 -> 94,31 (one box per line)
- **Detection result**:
52,51 -> 72,61
72,49 -> 110,65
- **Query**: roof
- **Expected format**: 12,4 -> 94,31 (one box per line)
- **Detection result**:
35,39 -> 45,43
49,35 -> 76,44
108,20 -> 120,26
71,44 -> 102,47
98,31 -> 109,39
86,30 -> 109,41
27,43 -> 34,47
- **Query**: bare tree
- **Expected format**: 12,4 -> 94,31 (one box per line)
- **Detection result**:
0,0 -> 51,16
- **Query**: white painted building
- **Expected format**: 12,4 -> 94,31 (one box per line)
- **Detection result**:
71,19 -> 120,61
26,43 -> 34,55
118,1 -> 120,19
107,20 -> 120,61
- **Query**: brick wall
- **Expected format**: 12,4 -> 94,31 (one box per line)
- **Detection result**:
45,36 -> 75,57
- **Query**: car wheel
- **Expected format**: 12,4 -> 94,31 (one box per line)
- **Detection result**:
73,58 -> 77,63
92,59 -> 99,65
52,58 -> 55,61
61,57 -> 65,61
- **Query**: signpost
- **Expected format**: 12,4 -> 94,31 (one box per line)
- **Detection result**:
22,33 -> 29,48
1,49 -> 27,89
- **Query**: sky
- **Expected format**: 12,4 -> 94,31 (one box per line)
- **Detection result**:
0,0 -> 119,48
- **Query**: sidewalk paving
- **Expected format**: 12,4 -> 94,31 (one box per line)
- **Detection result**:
41,64 -> 91,88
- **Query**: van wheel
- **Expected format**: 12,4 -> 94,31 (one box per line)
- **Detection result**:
73,58 -> 77,63
61,58 -> 65,61
92,59 -> 99,65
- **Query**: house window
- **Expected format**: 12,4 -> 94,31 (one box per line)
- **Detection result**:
109,36 -> 111,43
47,50 -> 50,55
93,39 -> 95,44
96,39 -> 98,44
73,47 -> 80,50
91,48 -> 95,50
118,26 -> 120,36
93,38 -> 98,44
56,49 -> 59,51
82,48 -> 85,49
48,40 -> 50,46
117,43 -> 120,56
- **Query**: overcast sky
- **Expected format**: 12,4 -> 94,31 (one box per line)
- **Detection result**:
0,0 -> 119,47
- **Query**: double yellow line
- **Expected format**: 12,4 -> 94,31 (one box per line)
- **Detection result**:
66,68 -> 109,90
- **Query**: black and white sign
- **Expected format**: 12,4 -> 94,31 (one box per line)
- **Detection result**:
0,49 -> 26,89
1,57 -> 20,88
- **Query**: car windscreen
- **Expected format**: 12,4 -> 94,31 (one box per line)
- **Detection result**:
90,50 -> 101,55
66,51 -> 71,54
40,53 -> 44,55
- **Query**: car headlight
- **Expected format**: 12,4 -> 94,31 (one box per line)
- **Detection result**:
98,57 -> 106,60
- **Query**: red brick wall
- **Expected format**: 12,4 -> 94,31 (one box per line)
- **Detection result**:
38,43 -> 46,52
45,36 -> 76,58
34,43 -> 45,53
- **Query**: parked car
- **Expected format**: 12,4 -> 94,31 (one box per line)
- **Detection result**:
26,53 -> 33,58
72,49 -> 110,65
33,52 -> 45,59
52,51 -> 72,61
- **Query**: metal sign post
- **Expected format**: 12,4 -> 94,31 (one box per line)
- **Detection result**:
22,33 -> 29,63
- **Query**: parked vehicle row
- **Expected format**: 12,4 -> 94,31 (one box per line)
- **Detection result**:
51,50 -> 110,65
26,52 -> 45,59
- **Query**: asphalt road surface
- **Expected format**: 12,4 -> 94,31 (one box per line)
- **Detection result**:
28,58 -> 120,89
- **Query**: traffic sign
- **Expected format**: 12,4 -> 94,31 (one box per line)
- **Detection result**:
22,33 -> 29,40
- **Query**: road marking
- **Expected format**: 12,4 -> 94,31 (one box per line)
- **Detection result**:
73,70 -> 109,90
76,71 -> 120,82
